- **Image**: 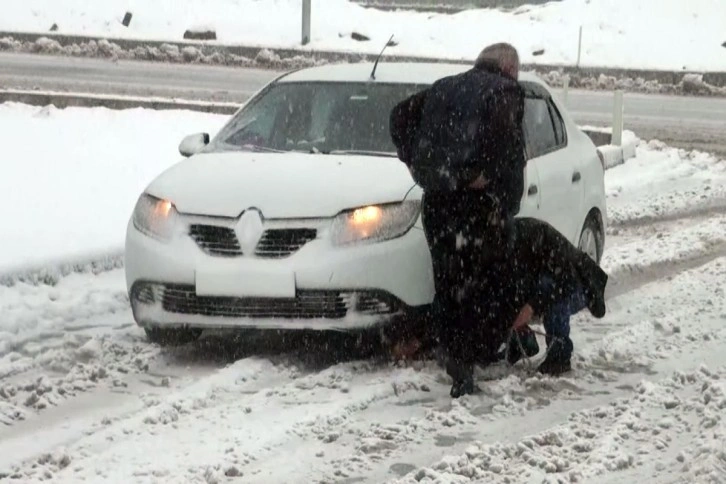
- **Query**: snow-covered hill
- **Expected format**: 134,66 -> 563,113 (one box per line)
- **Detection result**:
1,0 -> 724,71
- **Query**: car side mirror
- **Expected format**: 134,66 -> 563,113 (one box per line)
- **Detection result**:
179,133 -> 210,157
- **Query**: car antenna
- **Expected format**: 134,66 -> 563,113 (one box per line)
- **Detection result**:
370,34 -> 395,80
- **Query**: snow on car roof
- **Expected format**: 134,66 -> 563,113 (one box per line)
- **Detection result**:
278,62 -> 545,86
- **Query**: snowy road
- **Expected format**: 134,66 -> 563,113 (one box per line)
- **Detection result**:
1,103 -> 726,482
2,52 -> 726,154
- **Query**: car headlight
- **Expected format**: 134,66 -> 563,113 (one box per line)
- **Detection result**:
132,193 -> 179,241
331,201 -> 421,246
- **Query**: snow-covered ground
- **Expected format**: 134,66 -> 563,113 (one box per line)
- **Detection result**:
0,103 -> 226,277
1,104 -> 726,482
1,0 -> 724,71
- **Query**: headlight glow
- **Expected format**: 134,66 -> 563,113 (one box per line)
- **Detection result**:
331,201 -> 421,246
350,206 -> 383,226
132,193 -> 179,241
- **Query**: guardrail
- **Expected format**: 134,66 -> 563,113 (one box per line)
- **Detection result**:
352,0 -> 561,10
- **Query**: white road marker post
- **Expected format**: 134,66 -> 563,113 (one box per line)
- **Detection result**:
562,74 -> 570,107
302,0 -> 311,45
576,25 -> 583,68
612,90 -> 624,146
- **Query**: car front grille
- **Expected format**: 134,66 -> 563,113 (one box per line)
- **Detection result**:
254,229 -> 317,258
189,224 -> 243,257
132,283 -> 400,320
189,224 -> 317,258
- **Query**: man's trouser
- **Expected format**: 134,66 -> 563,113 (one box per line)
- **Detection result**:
539,275 -> 587,361
421,191 -> 522,380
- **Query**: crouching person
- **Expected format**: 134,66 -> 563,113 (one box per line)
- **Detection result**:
503,217 -> 608,375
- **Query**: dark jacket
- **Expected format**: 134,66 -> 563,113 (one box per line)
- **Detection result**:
390,62 -> 526,219
513,217 -> 608,318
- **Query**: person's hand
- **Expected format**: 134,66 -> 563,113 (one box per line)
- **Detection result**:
469,174 -> 489,189
512,303 -> 534,330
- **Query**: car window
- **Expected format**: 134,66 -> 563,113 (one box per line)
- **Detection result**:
522,96 -> 559,159
210,82 -> 427,155
548,99 -> 567,147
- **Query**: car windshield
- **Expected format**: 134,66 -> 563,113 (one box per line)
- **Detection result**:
209,81 -> 428,156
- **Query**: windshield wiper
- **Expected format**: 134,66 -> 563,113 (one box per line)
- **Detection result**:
324,150 -> 397,158
240,144 -> 286,153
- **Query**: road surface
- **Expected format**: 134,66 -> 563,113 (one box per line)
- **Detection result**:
2,52 -> 726,154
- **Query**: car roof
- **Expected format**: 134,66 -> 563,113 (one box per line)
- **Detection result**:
278,62 -> 546,87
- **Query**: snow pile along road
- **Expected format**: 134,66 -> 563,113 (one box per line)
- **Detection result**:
1,0 -> 724,71
0,103 -> 226,277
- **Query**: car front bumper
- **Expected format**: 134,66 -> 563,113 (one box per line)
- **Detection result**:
124,216 -> 435,331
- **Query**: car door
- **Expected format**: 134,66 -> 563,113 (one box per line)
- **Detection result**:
522,91 -> 583,242
517,153 -> 541,219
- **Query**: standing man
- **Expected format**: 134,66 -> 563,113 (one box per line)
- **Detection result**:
390,43 -> 527,397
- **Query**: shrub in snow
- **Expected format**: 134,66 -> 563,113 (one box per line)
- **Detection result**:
681,73 -> 710,95
33,37 -> 63,54
597,74 -> 617,90
97,39 -> 124,59
0,37 -> 21,51
160,43 -> 182,62
182,45 -> 202,62
255,48 -> 280,65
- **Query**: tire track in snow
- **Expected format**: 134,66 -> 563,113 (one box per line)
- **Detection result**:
608,197 -> 726,230
603,214 -> 726,300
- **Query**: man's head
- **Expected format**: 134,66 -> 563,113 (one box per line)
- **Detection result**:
475,43 -> 520,80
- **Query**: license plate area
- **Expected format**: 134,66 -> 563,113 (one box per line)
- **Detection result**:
195,261 -> 295,298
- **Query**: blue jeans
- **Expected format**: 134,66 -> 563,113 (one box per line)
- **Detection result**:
539,275 -> 587,361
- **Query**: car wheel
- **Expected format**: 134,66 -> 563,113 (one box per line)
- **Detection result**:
578,215 -> 603,264
144,327 -> 202,346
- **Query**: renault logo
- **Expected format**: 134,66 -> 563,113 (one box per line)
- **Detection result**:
235,209 -> 264,255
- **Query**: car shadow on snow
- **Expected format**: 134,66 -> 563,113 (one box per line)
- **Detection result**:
156,328 -> 393,372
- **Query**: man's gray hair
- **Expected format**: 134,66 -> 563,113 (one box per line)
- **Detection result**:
474,43 -> 520,79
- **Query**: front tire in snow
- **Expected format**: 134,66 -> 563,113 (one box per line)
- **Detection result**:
578,214 -> 603,264
144,327 -> 202,346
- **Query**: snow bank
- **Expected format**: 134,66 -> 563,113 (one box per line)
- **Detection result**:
606,140 -> 726,226
1,0 -> 724,71
0,103 -> 227,276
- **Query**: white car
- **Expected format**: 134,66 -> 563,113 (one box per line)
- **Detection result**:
125,62 -> 606,345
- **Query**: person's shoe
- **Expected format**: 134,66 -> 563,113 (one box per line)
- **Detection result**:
450,376 -> 481,398
537,358 -> 572,376
446,360 -> 480,398
504,327 -> 540,365
586,289 -> 607,318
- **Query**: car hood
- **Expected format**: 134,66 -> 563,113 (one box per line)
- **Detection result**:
146,152 -> 418,219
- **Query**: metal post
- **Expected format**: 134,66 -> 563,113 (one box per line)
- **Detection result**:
576,25 -> 583,68
612,90 -> 624,146
561,74 -> 570,107
302,0 -> 311,46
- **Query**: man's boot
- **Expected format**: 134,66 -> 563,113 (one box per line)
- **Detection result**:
446,359 -> 479,398
537,338 -> 572,376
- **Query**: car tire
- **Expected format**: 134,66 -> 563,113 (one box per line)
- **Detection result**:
144,327 -> 202,346
578,214 -> 603,264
